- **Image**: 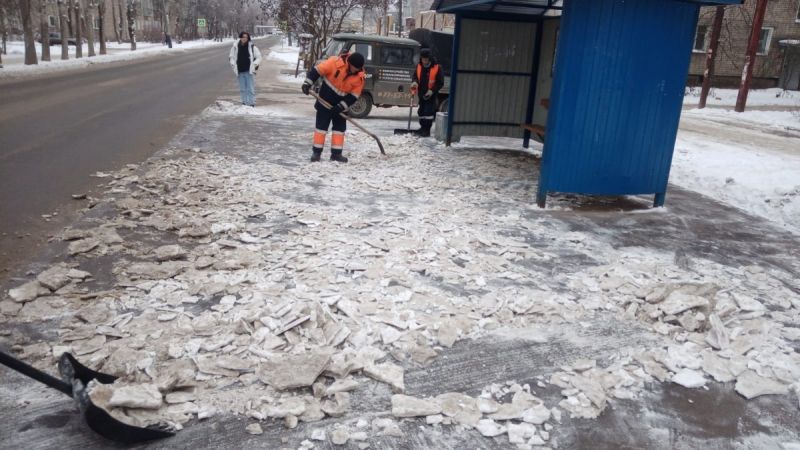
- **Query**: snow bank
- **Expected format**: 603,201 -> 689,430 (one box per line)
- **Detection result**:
268,41 -> 300,65
682,108 -> 800,131
684,87 -> 800,108
0,39 -> 231,79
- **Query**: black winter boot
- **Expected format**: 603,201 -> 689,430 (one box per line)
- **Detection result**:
330,149 -> 348,163
310,148 -> 322,162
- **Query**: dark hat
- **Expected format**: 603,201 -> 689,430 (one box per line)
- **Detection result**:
420,48 -> 432,59
348,52 -> 365,70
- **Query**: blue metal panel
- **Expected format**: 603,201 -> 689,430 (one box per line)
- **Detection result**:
537,0 -> 703,204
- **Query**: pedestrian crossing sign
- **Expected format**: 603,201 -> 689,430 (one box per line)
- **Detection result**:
197,18 -> 207,27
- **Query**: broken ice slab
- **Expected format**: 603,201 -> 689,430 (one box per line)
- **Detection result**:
735,370 -> 789,399
8,280 -> 49,303
391,394 -> 441,418
659,292 -> 709,316
257,350 -> 333,390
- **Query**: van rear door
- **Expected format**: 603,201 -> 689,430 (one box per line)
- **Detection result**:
373,44 -> 417,107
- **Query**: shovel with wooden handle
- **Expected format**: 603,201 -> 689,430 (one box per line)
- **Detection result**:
309,91 -> 386,155
0,350 -> 174,444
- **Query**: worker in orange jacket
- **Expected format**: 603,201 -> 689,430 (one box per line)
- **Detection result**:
411,49 -> 444,137
301,52 -> 366,163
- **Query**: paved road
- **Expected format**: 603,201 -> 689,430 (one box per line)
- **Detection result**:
0,37 -> 278,282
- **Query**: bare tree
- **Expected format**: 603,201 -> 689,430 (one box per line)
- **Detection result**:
38,0 -> 50,61
57,0 -> 68,59
261,0 -> 382,61
97,0 -> 106,54
110,0 -> 119,42
73,0 -> 82,57
0,2 -> 7,67
125,0 -> 136,50
18,0 -> 37,65
117,0 -> 124,44
84,1 -> 95,56
66,0 -> 73,36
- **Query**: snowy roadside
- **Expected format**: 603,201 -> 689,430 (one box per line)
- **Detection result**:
267,40 -> 301,65
0,39 -> 232,79
673,108 -> 800,236
683,87 -> 800,108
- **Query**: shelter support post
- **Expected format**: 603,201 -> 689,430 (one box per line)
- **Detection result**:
523,19 -> 544,149
446,14 -> 462,147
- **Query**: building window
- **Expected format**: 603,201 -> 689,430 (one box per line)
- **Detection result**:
693,25 -> 708,53
757,27 -> 774,55
48,15 -> 57,27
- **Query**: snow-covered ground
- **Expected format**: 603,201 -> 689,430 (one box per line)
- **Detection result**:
0,39 -> 232,79
673,108 -> 800,235
267,40 -> 301,65
684,87 -> 800,108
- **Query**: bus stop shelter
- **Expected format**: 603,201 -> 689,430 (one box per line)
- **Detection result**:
433,0 -> 743,207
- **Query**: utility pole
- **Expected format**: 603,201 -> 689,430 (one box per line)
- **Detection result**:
699,6 -> 725,109
735,0 -> 768,113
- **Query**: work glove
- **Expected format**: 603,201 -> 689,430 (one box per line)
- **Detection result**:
302,80 -> 312,95
331,103 -> 346,116
423,90 -> 433,100
410,82 -> 418,95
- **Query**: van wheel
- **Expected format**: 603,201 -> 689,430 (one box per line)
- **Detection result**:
348,94 -> 373,118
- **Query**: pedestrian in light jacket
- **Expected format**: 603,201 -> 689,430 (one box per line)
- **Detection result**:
229,32 -> 262,107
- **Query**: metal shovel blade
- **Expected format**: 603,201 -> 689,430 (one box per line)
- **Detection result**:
58,353 -> 175,444
0,350 -> 173,444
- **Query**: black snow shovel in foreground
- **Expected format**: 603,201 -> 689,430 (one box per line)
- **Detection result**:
0,350 -> 174,444
394,94 -> 418,135
309,91 -> 386,155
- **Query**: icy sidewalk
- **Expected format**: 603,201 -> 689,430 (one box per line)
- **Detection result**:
2,90 -> 800,449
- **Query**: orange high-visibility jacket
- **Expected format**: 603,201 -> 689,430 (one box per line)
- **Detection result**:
416,64 -> 441,90
306,55 -> 365,112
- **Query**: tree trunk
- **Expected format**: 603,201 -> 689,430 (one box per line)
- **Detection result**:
67,0 -> 74,37
735,0 -> 768,112
117,0 -> 124,44
74,0 -> 83,57
85,9 -> 95,57
18,0 -> 38,65
58,1 -> 68,59
126,0 -> 135,51
98,0 -> 106,54
699,6 -> 725,109
39,0 -> 50,61
0,5 -> 6,69
0,3 -> 7,67
110,0 -> 120,43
